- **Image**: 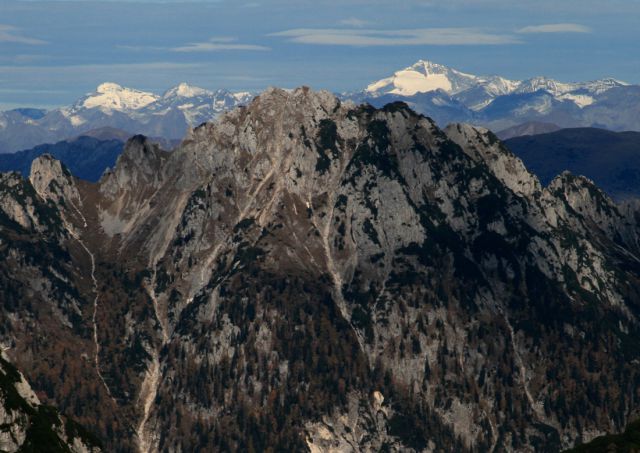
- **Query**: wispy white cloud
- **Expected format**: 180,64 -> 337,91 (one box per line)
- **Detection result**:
0,54 -> 50,64
0,62 -> 203,74
272,28 -> 520,46
116,45 -> 167,52
338,18 -> 371,28
517,23 -> 591,34
0,25 -> 47,45
219,75 -> 271,82
171,37 -> 270,52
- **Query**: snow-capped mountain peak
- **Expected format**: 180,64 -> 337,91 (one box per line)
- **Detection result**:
231,91 -> 253,102
365,59 -> 519,99
80,83 -> 159,111
479,76 -> 521,96
514,76 -> 629,98
96,82 -> 123,93
358,59 -> 632,115
366,59 -> 481,97
580,78 -> 629,95
162,83 -> 212,99
514,76 -> 576,96
410,59 -> 477,80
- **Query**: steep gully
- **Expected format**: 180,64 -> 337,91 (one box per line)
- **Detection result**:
136,270 -> 166,453
64,198 -> 117,407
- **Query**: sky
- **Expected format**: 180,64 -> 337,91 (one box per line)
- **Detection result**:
1,0 -> 639,109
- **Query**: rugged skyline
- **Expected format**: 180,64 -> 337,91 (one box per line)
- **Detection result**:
3,59 -> 639,156
3,88 -> 640,451
1,0 -> 640,109
2,3 -> 640,452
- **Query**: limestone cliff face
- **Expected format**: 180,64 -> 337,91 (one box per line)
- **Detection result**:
444,123 -> 541,198
29,154 -> 81,207
0,173 -> 47,232
1,88 -> 640,452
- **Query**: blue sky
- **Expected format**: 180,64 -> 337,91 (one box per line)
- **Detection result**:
1,0 -> 639,109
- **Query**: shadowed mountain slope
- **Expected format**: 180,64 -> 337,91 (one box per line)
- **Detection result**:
505,128 -> 640,200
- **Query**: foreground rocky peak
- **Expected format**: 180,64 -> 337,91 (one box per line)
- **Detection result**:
30,154 -> 81,207
1,88 -> 640,452
100,135 -> 169,193
0,172 -> 53,232
548,171 -> 640,254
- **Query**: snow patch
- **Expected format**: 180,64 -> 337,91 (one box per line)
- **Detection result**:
69,115 -> 86,127
163,83 -> 212,99
389,70 -> 453,96
558,93 -> 595,108
232,91 -> 252,101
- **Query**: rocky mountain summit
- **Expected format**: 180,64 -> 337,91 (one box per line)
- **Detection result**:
1,87 -> 639,452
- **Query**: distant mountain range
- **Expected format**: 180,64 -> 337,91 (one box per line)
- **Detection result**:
2,60 -> 639,154
348,60 -> 640,132
505,128 -> 640,201
0,83 -> 252,153
496,121 -> 562,140
1,61 -> 639,208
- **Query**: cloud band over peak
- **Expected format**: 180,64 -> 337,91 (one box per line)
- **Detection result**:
518,23 -> 591,34
271,28 -> 520,46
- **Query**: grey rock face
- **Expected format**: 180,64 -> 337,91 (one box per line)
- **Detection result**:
1,89 -> 640,452
30,154 -> 81,207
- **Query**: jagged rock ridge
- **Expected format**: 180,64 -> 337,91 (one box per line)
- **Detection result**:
0,88 -> 639,452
